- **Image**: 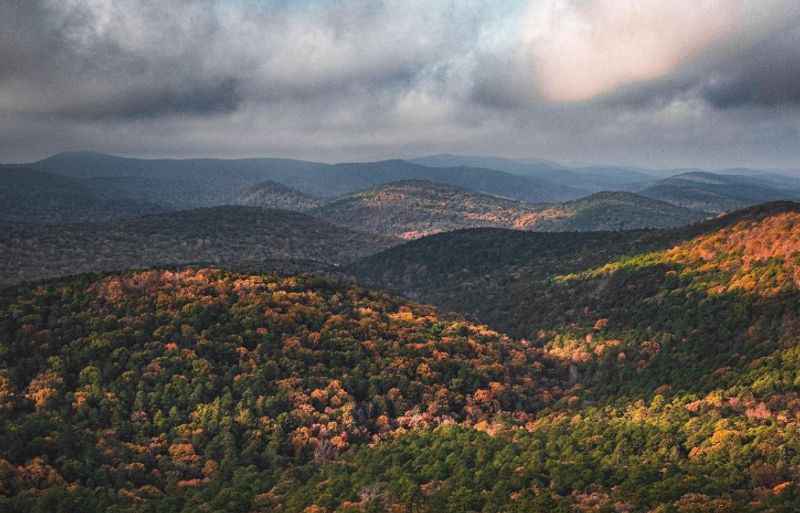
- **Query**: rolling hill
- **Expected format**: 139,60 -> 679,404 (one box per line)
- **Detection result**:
523,191 -> 710,231
3,202 -> 800,511
311,180 -> 545,239
639,171 -> 800,213
0,207 -> 397,286
314,182 -> 709,238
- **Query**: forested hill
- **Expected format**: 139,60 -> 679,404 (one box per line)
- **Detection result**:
350,201 -> 800,338
524,191 -> 709,231
312,180 -> 545,239
0,269 -> 567,512
1,202 -> 800,511
314,182 -> 708,239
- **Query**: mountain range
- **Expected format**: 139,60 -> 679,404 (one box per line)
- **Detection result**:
3,152 -> 799,230
21,151 -> 582,208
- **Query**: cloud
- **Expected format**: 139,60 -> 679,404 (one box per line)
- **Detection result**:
701,24 -> 800,109
0,0 -> 799,167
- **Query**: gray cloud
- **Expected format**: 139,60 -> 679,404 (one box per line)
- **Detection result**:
57,78 -> 243,121
702,26 -> 800,109
0,0 -> 799,168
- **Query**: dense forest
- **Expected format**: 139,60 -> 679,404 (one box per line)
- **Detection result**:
2,202 -> 800,511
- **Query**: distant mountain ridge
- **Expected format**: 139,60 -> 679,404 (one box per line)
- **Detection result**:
639,171 -> 800,213
411,153 -> 657,192
27,151 -> 584,209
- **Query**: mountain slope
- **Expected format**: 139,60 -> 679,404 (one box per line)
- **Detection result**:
639,171 -> 800,213
0,167 -> 165,223
234,180 -> 322,211
0,207 -> 397,286
335,202 -> 800,511
315,183 -> 708,238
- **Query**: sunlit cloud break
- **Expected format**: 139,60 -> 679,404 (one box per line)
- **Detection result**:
522,0 -> 741,102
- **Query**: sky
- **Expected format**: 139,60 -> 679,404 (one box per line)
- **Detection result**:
1,0 -> 799,169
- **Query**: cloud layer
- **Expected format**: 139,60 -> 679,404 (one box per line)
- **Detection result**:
1,0 -> 799,168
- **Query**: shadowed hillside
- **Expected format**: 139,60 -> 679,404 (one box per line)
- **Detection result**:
351,202 -> 800,338
0,167 -> 165,223
0,207 -> 397,286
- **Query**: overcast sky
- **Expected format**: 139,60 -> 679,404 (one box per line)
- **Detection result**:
1,0 -> 799,168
